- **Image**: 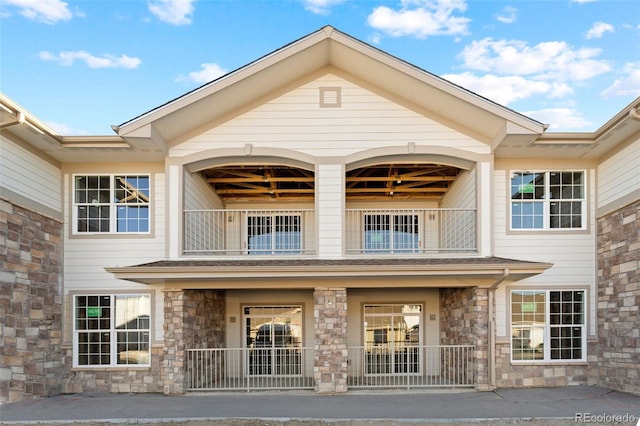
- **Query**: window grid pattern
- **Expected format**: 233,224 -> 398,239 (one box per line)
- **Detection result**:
74,175 -> 150,234
364,214 -> 419,253
74,294 -> 151,367
510,171 -> 584,230
247,215 -> 301,254
510,290 -> 585,362
363,304 -> 422,375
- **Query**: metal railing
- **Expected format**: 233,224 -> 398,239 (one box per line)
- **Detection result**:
345,208 -> 476,254
186,347 -> 314,391
347,345 -> 475,389
185,345 -> 475,391
184,209 -> 316,255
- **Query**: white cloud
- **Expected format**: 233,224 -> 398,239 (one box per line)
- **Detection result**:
585,21 -> 614,39
3,0 -> 73,24
441,72 -> 572,106
523,108 -> 592,130
496,6 -> 516,24
367,0 -> 470,38
459,38 -> 611,81
600,62 -> 640,98
176,63 -> 228,84
148,0 -> 195,25
39,50 -> 141,69
301,0 -> 345,15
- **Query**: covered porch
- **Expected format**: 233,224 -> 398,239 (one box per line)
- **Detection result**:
108,257 -> 551,394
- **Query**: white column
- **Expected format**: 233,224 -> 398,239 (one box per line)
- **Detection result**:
166,163 -> 183,259
477,161 -> 492,256
316,162 -> 345,258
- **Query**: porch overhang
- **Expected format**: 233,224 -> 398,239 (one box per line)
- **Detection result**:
105,257 -> 552,288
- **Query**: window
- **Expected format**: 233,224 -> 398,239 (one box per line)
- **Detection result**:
247,214 -> 301,254
364,304 -> 422,374
244,306 -> 302,376
364,214 -> 419,253
74,294 -> 150,367
510,171 -> 585,230
511,290 -> 585,362
74,175 -> 150,234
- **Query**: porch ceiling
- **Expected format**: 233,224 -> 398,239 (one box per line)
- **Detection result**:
105,256 -> 552,287
203,163 -> 461,201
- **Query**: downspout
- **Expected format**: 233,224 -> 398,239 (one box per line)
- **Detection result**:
488,268 -> 509,389
0,111 -> 25,129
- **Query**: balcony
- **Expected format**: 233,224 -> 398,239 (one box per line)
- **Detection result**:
345,208 -> 477,255
183,208 -> 476,256
183,209 -> 316,256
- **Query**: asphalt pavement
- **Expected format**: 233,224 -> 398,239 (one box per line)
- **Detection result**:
1,386 -> 639,425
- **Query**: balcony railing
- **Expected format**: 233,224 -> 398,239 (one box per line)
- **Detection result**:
185,345 -> 475,391
345,208 -> 476,255
184,209 -> 316,255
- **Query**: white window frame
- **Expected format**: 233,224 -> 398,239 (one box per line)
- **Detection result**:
73,293 -> 151,368
509,170 -> 586,231
72,174 -> 150,235
246,213 -> 302,254
363,213 -> 420,253
510,289 -> 587,363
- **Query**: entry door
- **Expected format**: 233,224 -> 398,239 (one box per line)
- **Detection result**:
363,304 -> 422,375
244,306 -> 302,376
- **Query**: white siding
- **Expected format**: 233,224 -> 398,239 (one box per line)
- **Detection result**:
598,137 -> 640,208
493,168 -> 597,337
0,136 -> 61,213
63,170 -> 166,293
183,170 -> 223,210
317,164 -> 344,257
441,168 -> 476,209
171,73 -> 489,158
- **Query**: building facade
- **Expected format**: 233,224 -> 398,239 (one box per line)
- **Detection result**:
1,26 -> 639,403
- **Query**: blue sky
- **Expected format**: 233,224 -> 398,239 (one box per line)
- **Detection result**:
1,0 -> 639,135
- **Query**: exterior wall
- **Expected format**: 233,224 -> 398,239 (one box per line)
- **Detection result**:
494,341 -> 599,388
183,170 -> 222,210
440,287 -> 489,389
493,162 -> 598,338
597,198 -> 640,395
171,73 -> 490,159
597,138 -> 640,211
61,165 -> 166,295
0,199 -> 64,403
0,135 -> 61,217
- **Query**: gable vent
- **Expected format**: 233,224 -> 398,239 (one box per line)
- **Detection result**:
319,87 -> 341,108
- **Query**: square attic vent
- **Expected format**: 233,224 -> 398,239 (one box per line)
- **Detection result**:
319,87 -> 341,108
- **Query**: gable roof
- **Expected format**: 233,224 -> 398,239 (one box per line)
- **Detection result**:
114,26 -> 546,148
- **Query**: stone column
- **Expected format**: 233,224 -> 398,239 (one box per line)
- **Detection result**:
313,288 -> 348,393
163,290 -> 186,395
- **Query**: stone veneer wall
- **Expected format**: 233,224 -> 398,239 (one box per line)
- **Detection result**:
494,341 -> 599,388
0,199 -> 64,403
63,346 -> 164,394
597,198 -> 640,395
164,289 -> 225,395
440,287 -> 489,389
313,288 -> 347,393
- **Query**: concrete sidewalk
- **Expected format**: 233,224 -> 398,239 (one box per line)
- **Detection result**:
1,386 -> 639,425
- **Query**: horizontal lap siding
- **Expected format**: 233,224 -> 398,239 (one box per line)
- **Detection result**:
1,136 -> 61,213
598,138 -> 640,208
63,171 -> 166,293
493,168 -> 597,337
171,74 -> 488,157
